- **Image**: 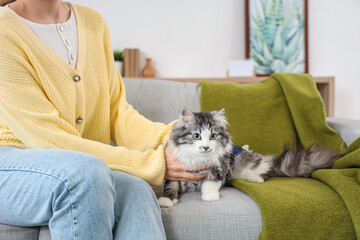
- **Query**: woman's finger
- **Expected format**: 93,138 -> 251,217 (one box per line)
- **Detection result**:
183,163 -> 212,172
172,171 -> 207,182
169,160 -> 212,172
164,147 -> 211,181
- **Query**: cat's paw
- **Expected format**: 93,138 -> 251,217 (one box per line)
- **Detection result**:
245,175 -> 265,183
201,181 -> 222,201
202,190 -> 220,201
158,197 -> 178,208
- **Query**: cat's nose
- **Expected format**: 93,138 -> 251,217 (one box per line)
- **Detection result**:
203,147 -> 209,151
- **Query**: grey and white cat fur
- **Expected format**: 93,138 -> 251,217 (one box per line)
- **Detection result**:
158,108 -> 339,208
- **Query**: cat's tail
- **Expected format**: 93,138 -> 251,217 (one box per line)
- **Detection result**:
268,145 -> 339,177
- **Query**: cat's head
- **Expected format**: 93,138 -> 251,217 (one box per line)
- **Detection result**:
169,108 -> 232,164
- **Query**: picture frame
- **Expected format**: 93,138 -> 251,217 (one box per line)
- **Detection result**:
245,0 -> 308,76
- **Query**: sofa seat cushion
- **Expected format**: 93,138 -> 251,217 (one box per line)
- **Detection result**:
39,226 -> 51,240
0,224 -> 40,240
161,187 -> 262,240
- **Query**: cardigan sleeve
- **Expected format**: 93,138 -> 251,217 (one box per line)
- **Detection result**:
0,42 -> 167,186
109,71 -> 176,151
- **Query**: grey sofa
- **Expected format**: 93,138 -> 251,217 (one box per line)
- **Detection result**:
1,78 -> 359,240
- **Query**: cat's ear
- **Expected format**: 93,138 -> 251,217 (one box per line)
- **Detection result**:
216,108 -> 225,117
181,108 -> 195,124
211,108 -> 228,125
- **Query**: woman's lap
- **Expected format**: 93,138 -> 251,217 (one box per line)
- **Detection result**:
0,146 -> 165,240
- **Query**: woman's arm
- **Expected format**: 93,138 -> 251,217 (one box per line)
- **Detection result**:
109,70 -> 176,151
0,49 -> 167,187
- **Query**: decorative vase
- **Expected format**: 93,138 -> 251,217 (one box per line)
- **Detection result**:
142,58 -> 156,78
114,61 -> 123,75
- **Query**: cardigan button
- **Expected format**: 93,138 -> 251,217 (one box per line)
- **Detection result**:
76,117 -> 83,124
73,75 -> 81,82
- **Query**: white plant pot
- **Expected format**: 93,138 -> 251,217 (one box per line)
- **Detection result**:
114,61 -> 123,75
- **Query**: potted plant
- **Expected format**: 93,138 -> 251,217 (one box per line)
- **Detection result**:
113,50 -> 123,75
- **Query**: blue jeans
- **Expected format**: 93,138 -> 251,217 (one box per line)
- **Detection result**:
0,147 -> 166,240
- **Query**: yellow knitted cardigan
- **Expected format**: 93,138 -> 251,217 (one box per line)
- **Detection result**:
0,4 -> 175,186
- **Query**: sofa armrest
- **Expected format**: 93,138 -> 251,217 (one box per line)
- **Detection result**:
326,117 -> 360,146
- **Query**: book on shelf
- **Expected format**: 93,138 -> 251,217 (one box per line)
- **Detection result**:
123,48 -> 140,78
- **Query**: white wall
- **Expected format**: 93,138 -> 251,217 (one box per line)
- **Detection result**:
71,0 -> 360,120
308,0 -> 360,120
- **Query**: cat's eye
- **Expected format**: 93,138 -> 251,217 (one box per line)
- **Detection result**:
193,133 -> 201,140
210,133 -> 217,140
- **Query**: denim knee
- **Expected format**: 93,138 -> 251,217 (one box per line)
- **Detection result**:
112,171 -> 157,202
50,151 -> 116,233
57,151 -> 116,199
70,152 -> 114,185
112,171 -> 165,240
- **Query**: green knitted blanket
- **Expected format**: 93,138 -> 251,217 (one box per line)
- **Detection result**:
201,73 -> 360,240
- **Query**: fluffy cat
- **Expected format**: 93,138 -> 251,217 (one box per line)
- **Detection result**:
158,109 -> 339,208
158,108 -> 233,208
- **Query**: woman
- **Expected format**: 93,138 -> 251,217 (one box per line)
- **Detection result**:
0,0 -> 209,239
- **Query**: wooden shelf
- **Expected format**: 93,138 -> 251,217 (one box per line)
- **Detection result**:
128,76 -> 335,117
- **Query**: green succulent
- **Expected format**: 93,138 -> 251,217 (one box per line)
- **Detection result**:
113,50 -> 123,62
250,0 -> 305,74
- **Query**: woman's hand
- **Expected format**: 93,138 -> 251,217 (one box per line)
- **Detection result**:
164,147 -> 211,181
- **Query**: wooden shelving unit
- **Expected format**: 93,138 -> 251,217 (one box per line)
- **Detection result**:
129,76 -> 335,117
